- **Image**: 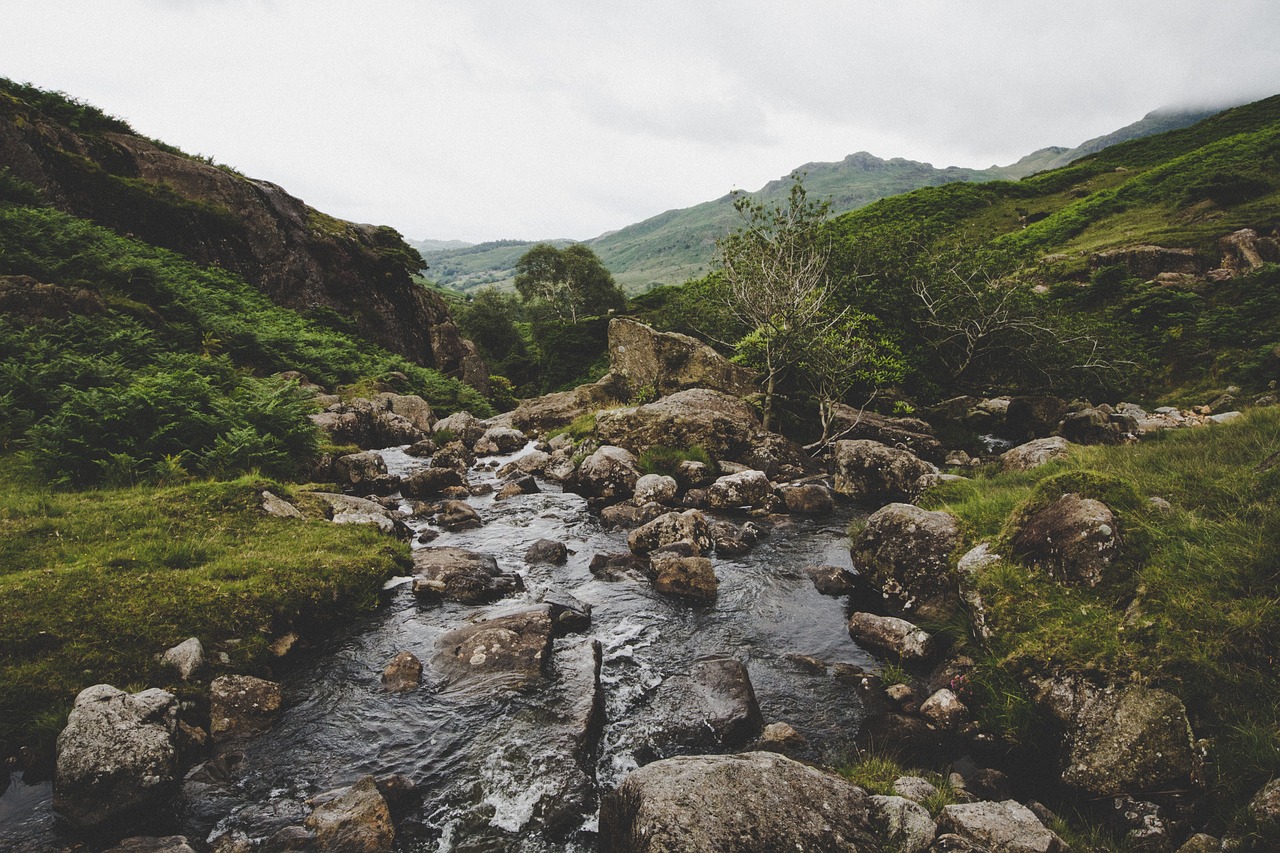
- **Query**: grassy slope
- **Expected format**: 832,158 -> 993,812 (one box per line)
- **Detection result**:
0,461 -> 408,751
921,408 -> 1280,819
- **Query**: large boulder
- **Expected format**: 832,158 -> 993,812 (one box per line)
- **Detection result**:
832,440 -> 936,506
400,465 -> 466,499
779,482 -> 835,515
633,473 -> 679,506
310,398 -> 427,449
706,470 -> 773,509
607,317 -> 757,397
432,410 -> 487,446
473,426 -> 527,455
599,751 -> 879,853
825,404 -> 946,464
411,547 -> 523,603
332,451 -> 398,496
849,503 -> 961,620
304,775 -> 395,853
1001,437 -> 1073,472
572,445 -> 642,505
54,685 -> 179,829
869,795 -> 936,853
595,388 -> 783,464
209,675 -> 283,742
937,800 -> 1068,853
847,612 -> 934,662
1009,493 -> 1120,587
627,510 -> 714,557
433,607 -> 555,690
373,393 -> 435,433
650,554 -> 719,601
639,656 -> 763,755
1059,407 -> 1129,445
1003,395 -> 1069,442
506,372 -> 629,435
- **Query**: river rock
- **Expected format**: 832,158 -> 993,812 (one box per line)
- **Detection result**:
433,410 -> 487,446
847,612 -> 934,662
607,317 -> 758,397
634,473 -> 679,505
209,675 -> 283,742
495,474 -> 540,500
589,552 -> 652,580
706,469 -> 772,509
540,590 -> 592,636
600,500 -> 670,529
54,685 -> 179,830
758,721 -> 808,754
709,519 -> 762,556
1001,437 -> 1073,472
779,482 -> 835,514
869,794 -> 936,853
401,466 -> 465,499
473,426 -> 527,455
310,398 -> 427,449
496,449 -> 550,478
433,606 -> 555,690
937,800 -> 1068,853
594,388 -> 768,463
381,651 -> 422,693
640,656 -> 763,756
430,439 -> 474,472
650,553 -> 718,601
806,564 -> 863,597
850,503 -> 961,620
832,440 -> 936,506
1009,493 -> 1120,587
313,492 -> 404,536
160,637 -> 205,681
525,538 -> 569,565
333,451 -> 399,496
437,499 -> 483,531
599,751 -> 878,853
825,404 -> 946,464
104,838 -> 198,853
304,775 -> 394,853
627,509 -> 714,556
411,547 -> 523,603
404,437 -> 438,458
572,445 -> 642,505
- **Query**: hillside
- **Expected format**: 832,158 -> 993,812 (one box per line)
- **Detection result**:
419,105 -> 1221,295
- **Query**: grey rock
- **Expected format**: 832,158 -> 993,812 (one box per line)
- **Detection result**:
607,317 -> 757,397
400,466 -> 465,499
433,410 -> 486,446
333,451 -> 398,496
437,499 -> 483,531
893,775 -> 940,803
634,473 -> 679,505
411,547 -> 522,603
260,490 -> 303,519
433,606 -> 555,690
780,482 -> 836,514
104,837 -> 198,853
1001,437 -> 1073,472
850,502 -> 961,620
642,656 -> 763,755
937,800 -> 1068,853
1009,493 -> 1120,587
871,794 -> 938,853
848,612 -> 934,661
304,775 -> 394,853
209,675 -> 283,742
573,445 -> 642,505
650,553 -> 718,602
54,685 -> 179,829
474,426 -> 527,455
920,688 -> 969,732
525,538 -> 569,565
160,637 -> 204,681
627,509 -> 714,556
832,440 -> 937,506
807,564 -> 864,597
707,469 -> 772,509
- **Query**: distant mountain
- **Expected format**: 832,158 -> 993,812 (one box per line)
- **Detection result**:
408,238 -> 474,252
420,104 -> 1228,295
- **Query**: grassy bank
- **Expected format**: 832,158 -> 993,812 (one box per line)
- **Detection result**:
921,407 -> 1280,820
0,458 -> 409,753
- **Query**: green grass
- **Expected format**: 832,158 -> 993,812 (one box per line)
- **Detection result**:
0,457 -> 409,753
636,444 -> 713,477
835,749 -> 960,817
920,407 -> 1280,817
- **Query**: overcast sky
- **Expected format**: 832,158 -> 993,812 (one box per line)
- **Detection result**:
5,1 -> 1280,243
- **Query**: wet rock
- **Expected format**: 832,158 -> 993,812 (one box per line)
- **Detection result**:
1001,437 -> 1073,472
433,607 -> 555,689
1009,493 -> 1120,587
430,439 -> 474,471
411,547 -> 522,603
832,439 -> 937,506
494,473 -> 540,501
209,675 -> 283,742
850,502 -> 961,620
589,551 -> 652,580
707,469 -> 772,509
333,451 -> 399,496
311,399 -> 427,449
641,656 -> 762,755
599,751 -> 877,853
260,825 -> 314,850
160,637 -> 204,681
105,837 -> 198,853
54,685 -> 179,830
806,564 -> 864,597
433,411 -> 487,446
780,482 -> 835,514
543,449 -> 578,482
786,654 -> 828,674
627,509 -> 714,556
528,637 -> 605,833
381,651 -> 422,693
870,794 -> 937,853
826,404 -> 946,464
608,317 -> 758,397
474,426 -> 527,455
893,775 -> 940,803
674,459 -> 714,489
634,473 -> 679,505
600,500 -> 669,529
920,688 -> 968,732
572,445 -> 642,505
437,499 -> 483,531
400,466 -> 465,499
404,438 -> 438,458
525,538 -> 569,565
304,775 -> 394,853
496,449 -> 551,478
847,612 -> 934,662
540,590 -> 592,636
650,553 -> 718,601
261,490 -> 303,519
758,721 -> 808,755
938,800 -> 1068,853
709,519 -> 763,556
313,492 -> 405,537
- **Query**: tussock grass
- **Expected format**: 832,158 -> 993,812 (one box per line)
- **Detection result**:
0,457 -> 408,753
921,407 -> 1280,814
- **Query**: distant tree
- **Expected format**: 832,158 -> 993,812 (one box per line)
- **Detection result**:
514,243 -> 625,323
716,175 -> 845,431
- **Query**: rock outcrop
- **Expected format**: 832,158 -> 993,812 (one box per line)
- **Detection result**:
599,751 -> 878,853
607,317 -> 757,397
54,685 -> 179,829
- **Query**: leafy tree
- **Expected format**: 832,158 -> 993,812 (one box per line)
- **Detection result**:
716,175 -> 846,431
514,243 -> 625,324
798,312 -> 906,450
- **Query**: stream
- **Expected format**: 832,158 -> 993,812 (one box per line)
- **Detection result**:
1,442 -> 877,852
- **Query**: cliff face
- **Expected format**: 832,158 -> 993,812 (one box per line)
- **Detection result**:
0,89 -> 487,390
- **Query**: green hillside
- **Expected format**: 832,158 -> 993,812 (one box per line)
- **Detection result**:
420,105 -> 1221,295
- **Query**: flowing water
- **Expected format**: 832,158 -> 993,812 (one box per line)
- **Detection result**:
0,443 -> 876,852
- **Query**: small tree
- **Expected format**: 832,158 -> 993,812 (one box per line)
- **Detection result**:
514,243 -> 625,324
716,175 -> 844,431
